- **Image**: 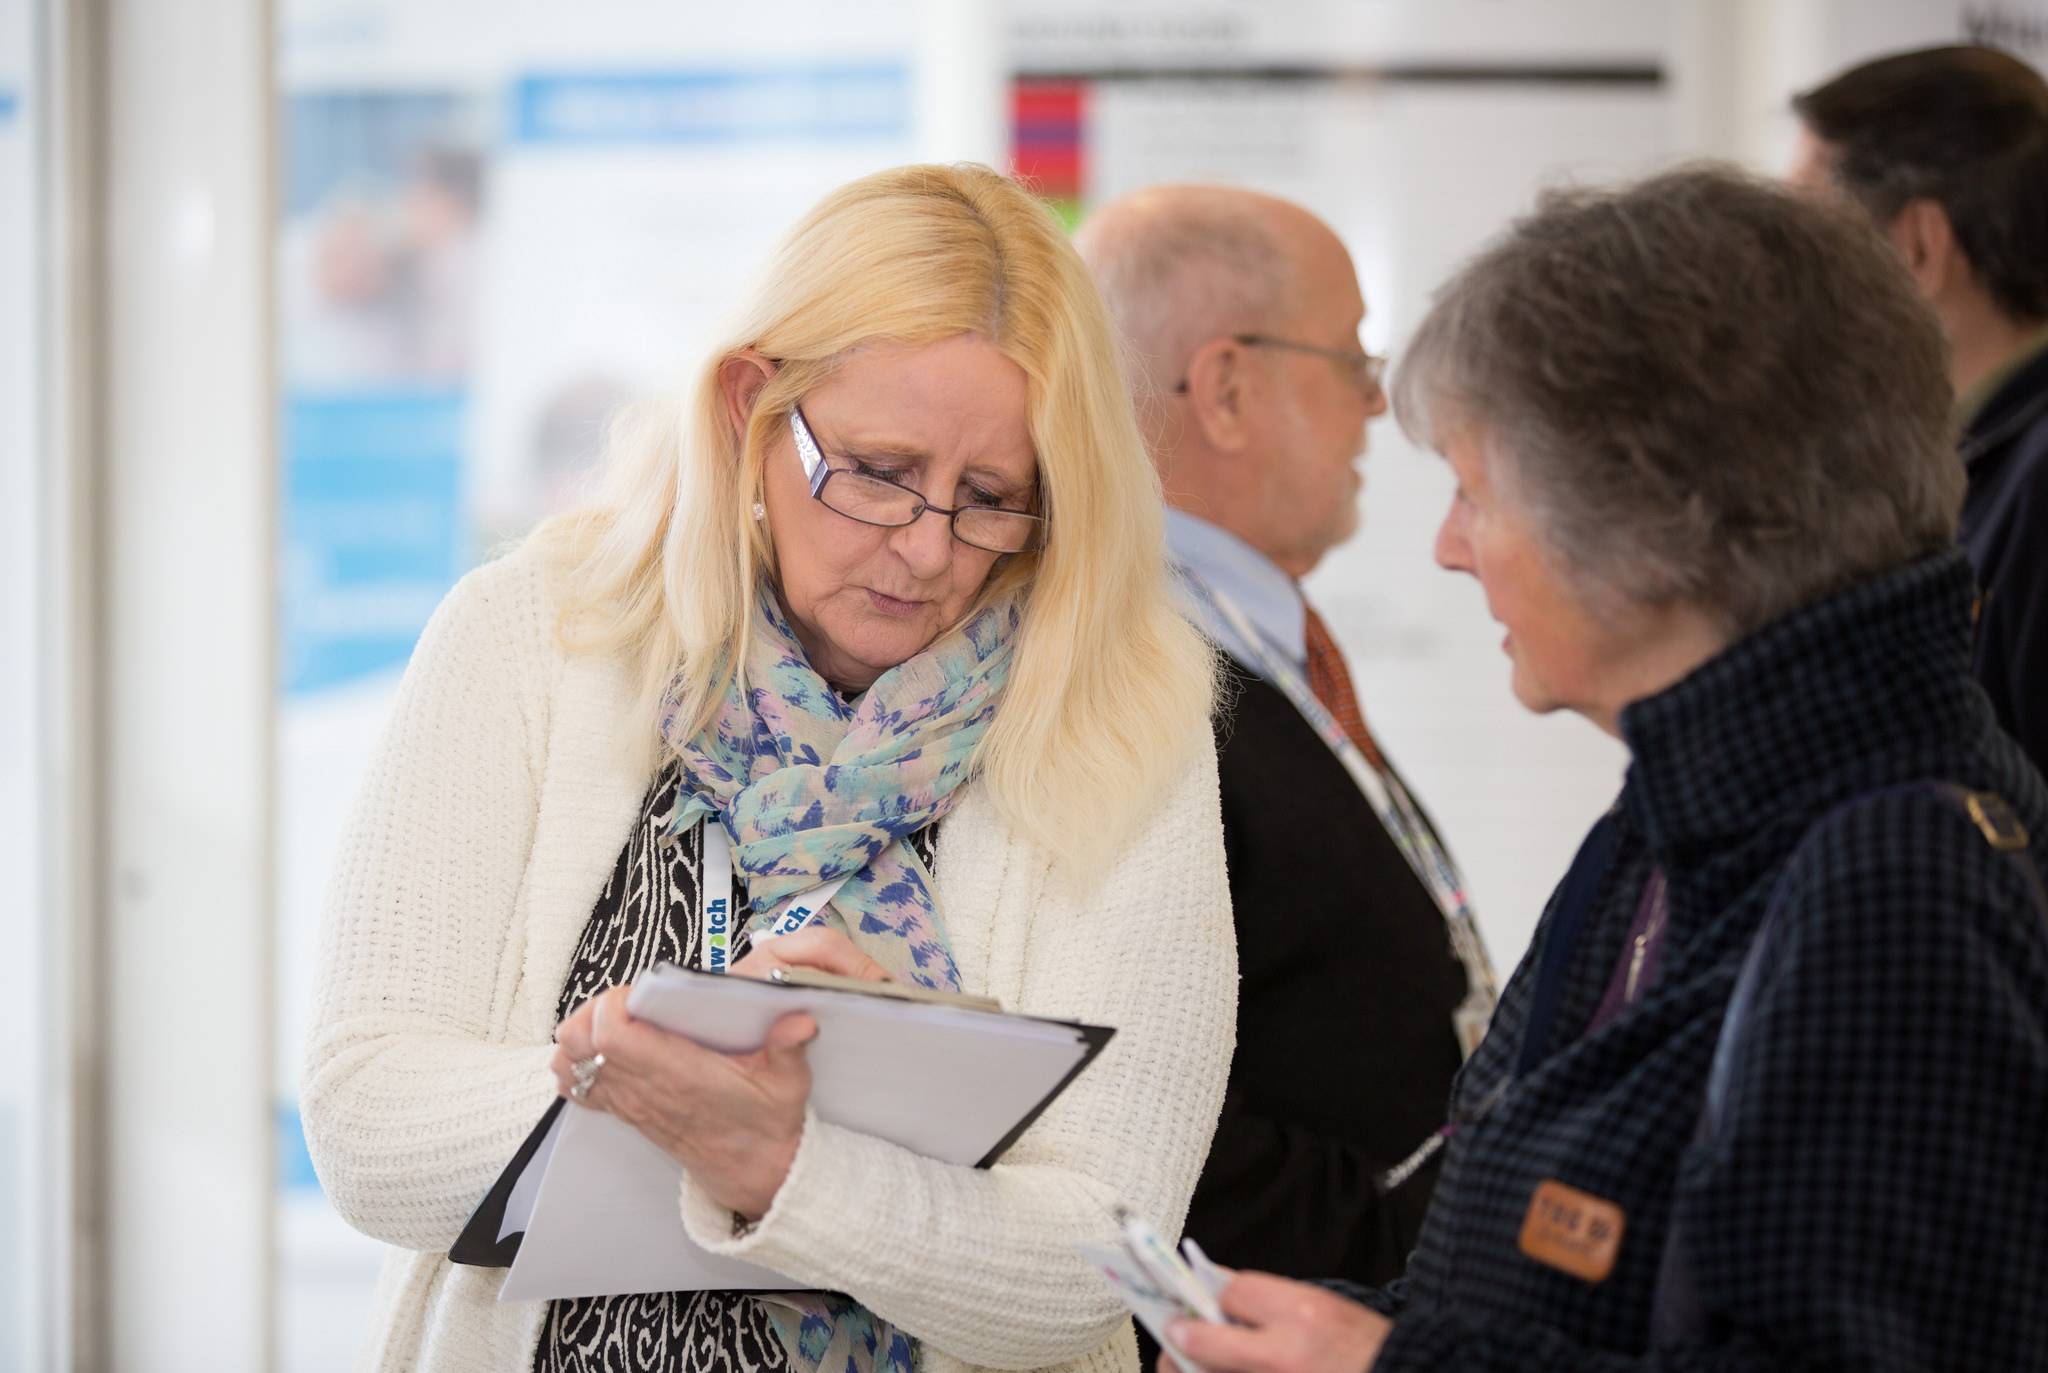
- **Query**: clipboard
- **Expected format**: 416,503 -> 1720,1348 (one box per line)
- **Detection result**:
450,964 -> 1114,1284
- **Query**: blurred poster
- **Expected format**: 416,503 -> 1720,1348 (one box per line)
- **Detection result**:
274,5 -> 919,1369
1824,2 -> 2048,73
994,0 -> 2048,978
1000,0 -> 1672,978
1966,4 -> 2048,61
1006,0 -> 1666,70
281,92 -> 485,692
471,64 -> 912,548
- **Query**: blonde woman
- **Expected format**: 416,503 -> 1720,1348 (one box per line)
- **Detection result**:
301,163 -> 1236,1373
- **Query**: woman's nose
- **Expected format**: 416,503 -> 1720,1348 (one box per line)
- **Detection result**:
1434,506 -> 1472,574
891,505 -> 957,577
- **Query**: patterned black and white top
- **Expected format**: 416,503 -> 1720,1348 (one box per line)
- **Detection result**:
536,760 -> 939,1373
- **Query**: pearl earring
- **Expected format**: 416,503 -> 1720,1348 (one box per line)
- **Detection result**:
752,502 -> 766,520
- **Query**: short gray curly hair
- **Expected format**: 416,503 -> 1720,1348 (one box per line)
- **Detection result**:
1393,164 -> 1962,635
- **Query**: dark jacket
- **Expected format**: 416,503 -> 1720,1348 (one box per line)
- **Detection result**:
1961,342 -> 2048,777
1354,551 -> 2048,1372
1187,658 -> 1470,1284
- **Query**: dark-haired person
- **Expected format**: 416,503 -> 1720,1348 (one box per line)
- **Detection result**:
1155,167 -> 2048,1373
1789,45 -> 2048,777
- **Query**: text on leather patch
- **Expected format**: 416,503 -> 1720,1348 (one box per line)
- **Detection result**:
1518,1178 -> 1626,1282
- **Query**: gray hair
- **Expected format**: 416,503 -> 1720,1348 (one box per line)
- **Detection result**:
1078,188 -> 1294,414
1393,164 -> 1962,635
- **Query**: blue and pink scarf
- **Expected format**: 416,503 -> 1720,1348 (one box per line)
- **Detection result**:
659,586 -> 1020,1373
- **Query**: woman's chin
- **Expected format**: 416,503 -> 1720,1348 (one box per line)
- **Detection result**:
1507,664 -> 1559,717
821,619 -> 942,683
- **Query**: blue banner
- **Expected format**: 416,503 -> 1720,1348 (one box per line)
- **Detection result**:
275,1102 -> 321,1192
511,66 -> 909,145
282,390 -> 466,694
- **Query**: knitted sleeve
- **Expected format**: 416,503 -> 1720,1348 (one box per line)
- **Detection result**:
680,743 -> 1239,1370
299,551 -> 564,1252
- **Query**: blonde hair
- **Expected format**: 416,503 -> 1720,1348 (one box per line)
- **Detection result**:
532,163 -> 1215,871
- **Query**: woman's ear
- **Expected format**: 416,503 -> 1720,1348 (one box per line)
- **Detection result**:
719,349 -> 777,444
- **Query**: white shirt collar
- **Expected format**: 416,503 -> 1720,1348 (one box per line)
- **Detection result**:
1163,507 -> 1307,672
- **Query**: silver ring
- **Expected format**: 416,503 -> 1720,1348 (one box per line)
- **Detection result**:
568,1053 -> 605,1102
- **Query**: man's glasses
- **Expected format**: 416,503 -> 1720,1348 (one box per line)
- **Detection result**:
1173,334 -> 1388,397
787,405 -> 1049,555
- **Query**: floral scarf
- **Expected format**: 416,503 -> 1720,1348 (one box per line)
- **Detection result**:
659,586 -> 1020,1373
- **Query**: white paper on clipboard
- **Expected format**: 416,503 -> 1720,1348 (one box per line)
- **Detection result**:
491,964 -> 1111,1301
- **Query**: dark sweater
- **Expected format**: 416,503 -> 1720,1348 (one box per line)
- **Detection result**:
1961,341 -> 2048,778
1183,658 -> 1471,1285
1355,550 -> 2048,1372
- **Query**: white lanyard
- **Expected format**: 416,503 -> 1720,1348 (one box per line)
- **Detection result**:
700,822 -> 736,973
698,823 -> 847,973
1181,566 -> 1500,1056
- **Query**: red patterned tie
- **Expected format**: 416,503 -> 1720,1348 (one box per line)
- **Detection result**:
1301,602 -> 1387,771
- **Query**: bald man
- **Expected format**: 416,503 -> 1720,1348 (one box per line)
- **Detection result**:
1079,188 -> 1494,1294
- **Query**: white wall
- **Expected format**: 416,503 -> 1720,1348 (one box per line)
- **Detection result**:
1306,83 -> 1664,966
917,0 -> 1006,165
1680,0 -> 2048,172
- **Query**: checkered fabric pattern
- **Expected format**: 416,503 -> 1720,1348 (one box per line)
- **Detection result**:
1354,550 -> 2048,1372
1301,602 -> 1387,771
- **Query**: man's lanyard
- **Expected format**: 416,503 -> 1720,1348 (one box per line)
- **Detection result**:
1177,562 -> 1500,1058
697,822 -> 847,973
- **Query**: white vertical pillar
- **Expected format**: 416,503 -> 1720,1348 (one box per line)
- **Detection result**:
914,0 -> 1006,169
1665,0 -> 1831,170
0,0 -> 49,1362
42,0 -> 105,1363
99,0 -> 273,1366
1665,0 -> 1744,159
1734,0 -> 1830,171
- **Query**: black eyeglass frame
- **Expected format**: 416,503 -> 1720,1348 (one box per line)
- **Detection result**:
1172,333 -> 1389,396
785,404 -> 1050,555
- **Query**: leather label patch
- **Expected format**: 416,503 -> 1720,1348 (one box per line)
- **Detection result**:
1518,1179 -> 1626,1283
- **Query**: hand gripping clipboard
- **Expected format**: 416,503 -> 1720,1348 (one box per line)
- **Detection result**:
450,964 -> 1114,1294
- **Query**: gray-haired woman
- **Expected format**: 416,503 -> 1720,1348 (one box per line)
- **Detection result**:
1162,166 -> 2048,1371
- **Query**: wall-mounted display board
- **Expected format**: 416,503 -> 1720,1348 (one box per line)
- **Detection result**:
274,5 -> 924,1366
999,0 -> 2048,989
1003,0 -> 1675,985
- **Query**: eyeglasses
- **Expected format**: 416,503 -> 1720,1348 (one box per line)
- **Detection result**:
786,405 -> 1049,555
1173,334 -> 1388,397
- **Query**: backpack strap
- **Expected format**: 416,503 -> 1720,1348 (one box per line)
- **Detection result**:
1649,782 -> 2045,1346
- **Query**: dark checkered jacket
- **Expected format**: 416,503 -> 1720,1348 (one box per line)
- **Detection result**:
1351,550 -> 2048,1371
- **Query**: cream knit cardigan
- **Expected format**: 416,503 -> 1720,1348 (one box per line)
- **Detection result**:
302,545 -> 1238,1373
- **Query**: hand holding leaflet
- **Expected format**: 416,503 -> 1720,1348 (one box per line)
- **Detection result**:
1077,1210 -> 1235,1370
1107,1258 -> 1397,1373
